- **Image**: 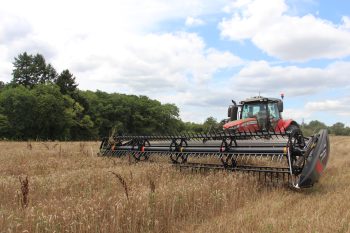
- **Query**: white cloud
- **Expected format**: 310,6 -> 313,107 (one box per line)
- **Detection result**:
283,108 -> 312,123
0,15 -> 32,43
0,0 -> 232,66
66,32 -> 243,94
185,17 -> 205,26
341,16 -> 350,30
305,97 -> 350,116
157,87 -> 235,122
231,60 -> 350,97
273,99 -> 350,127
0,1 -> 237,88
306,100 -> 344,112
220,0 -> 350,61
279,99 -> 350,126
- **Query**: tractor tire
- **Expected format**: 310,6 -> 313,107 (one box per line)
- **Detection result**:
286,124 -> 299,133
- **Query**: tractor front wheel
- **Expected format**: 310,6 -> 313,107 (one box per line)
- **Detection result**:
286,124 -> 299,133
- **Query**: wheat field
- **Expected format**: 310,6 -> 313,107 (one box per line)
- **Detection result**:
0,137 -> 349,233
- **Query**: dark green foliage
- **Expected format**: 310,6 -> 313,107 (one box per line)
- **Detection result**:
0,81 -> 5,90
300,120 -> 350,136
0,86 -> 38,138
301,120 -> 327,136
31,84 -> 74,139
55,69 -> 78,95
12,52 -> 57,88
0,85 -> 186,140
329,122 -> 350,136
203,117 -> 221,132
0,85 -> 71,139
0,114 -> 10,137
182,117 -> 221,133
78,91 -> 184,137
183,122 -> 204,133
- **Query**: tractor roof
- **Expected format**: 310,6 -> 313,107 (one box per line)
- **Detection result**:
240,96 -> 281,104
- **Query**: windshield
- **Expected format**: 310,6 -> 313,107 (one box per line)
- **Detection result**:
268,102 -> 280,119
241,102 -> 280,119
242,103 -> 266,119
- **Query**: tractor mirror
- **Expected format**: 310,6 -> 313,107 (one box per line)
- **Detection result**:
277,101 -> 283,112
228,106 -> 232,117
228,106 -> 238,121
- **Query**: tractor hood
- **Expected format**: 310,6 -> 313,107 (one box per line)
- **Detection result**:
223,118 -> 257,129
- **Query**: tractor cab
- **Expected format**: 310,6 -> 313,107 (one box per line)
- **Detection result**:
224,96 -> 289,132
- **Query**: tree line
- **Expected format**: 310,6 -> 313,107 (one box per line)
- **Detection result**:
0,53 -> 222,140
0,52 -> 348,140
301,120 -> 350,136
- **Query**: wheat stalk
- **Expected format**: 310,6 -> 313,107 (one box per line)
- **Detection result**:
19,176 -> 29,208
109,171 -> 129,200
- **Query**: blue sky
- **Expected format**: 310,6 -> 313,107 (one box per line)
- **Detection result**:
1,0 -> 350,125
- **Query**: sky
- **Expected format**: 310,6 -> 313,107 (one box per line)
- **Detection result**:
1,0 -> 350,125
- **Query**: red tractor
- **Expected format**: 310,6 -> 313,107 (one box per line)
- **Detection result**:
224,95 -> 299,133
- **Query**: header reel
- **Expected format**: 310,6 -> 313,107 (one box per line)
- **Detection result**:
99,128 -> 330,189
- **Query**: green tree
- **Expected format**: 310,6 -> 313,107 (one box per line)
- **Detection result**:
183,122 -> 204,133
203,117 -> 220,132
68,99 -> 97,140
0,84 -> 81,140
77,90 -> 185,137
0,114 -> 10,138
12,52 -> 57,88
308,120 -> 327,130
0,81 -> 5,90
330,122 -> 346,135
32,84 -> 74,139
301,120 -> 328,136
157,103 -> 183,133
0,85 -> 37,139
55,69 -> 78,95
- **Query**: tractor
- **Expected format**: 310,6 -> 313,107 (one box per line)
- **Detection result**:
224,95 -> 298,133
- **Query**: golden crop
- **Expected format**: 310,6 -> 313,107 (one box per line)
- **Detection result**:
0,138 -> 349,233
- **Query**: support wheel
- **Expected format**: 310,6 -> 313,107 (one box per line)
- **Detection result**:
287,127 -> 306,176
169,139 -> 188,164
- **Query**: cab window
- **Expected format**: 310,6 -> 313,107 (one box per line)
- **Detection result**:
268,103 -> 280,119
241,103 -> 266,119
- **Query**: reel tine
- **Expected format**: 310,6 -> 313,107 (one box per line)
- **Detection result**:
213,131 -> 217,140
196,133 -> 201,141
114,150 -> 121,156
185,132 -> 190,140
282,126 -> 287,137
184,132 -> 189,141
275,127 -> 280,139
267,130 -> 271,138
193,133 -> 201,141
249,129 -> 255,139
